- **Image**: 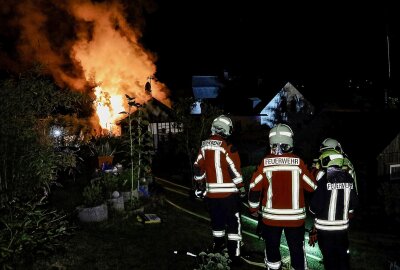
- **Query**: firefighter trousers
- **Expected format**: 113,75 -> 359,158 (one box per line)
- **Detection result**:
318,229 -> 350,270
261,224 -> 307,270
206,194 -> 242,259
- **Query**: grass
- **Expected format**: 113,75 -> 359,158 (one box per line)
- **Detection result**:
27,177 -> 400,270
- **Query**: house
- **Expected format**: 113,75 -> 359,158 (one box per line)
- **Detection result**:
377,131 -> 400,181
191,75 -> 224,114
256,82 -> 314,127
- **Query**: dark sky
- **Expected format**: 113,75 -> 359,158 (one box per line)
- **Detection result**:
143,1 -> 399,94
0,0 -> 398,101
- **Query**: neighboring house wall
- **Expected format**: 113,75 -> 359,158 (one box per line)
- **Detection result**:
377,132 -> 400,181
191,75 -> 223,114
259,82 -> 314,127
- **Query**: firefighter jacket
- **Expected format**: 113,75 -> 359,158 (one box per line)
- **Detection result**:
309,167 -> 358,231
343,155 -> 358,194
193,135 -> 243,199
314,155 -> 358,194
248,153 -> 317,227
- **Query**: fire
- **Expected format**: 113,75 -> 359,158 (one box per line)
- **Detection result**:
3,0 -> 171,136
94,86 -> 125,136
69,0 -> 170,135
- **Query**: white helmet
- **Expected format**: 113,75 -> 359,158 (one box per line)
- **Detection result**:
269,123 -> 294,154
211,115 -> 233,137
320,138 -> 343,153
269,123 -> 294,147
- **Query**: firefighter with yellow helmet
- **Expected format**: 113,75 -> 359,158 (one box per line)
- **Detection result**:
309,148 -> 358,270
318,138 -> 358,194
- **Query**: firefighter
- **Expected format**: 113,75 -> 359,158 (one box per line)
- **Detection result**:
248,123 -> 317,270
319,138 -> 358,194
193,115 -> 245,265
308,149 -> 358,270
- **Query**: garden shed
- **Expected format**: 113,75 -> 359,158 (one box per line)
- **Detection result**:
118,97 -> 181,150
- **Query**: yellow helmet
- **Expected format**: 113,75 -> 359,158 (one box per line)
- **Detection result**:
319,149 -> 344,168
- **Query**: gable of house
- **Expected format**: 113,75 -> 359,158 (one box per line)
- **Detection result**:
257,82 -> 314,127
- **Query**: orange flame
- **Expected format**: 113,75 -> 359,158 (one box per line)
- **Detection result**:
7,0 -> 171,135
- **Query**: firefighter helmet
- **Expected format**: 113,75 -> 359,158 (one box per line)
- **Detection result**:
269,123 -> 294,147
320,138 -> 343,153
211,115 -> 233,137
319,149 -> 344,168
269,123 -> 294,155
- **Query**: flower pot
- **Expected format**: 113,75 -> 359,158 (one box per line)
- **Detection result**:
77,203 -> 108,222
98,155 -> 114,169
108,195 -> 124,211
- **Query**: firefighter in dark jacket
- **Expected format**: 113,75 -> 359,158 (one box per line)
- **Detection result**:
309,149 -> 358,270
318,138 -> 358,194
193,115 -> 245,264
248,123 -> 317,270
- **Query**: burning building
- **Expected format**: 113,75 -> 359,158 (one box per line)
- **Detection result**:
0,0 -> 171,136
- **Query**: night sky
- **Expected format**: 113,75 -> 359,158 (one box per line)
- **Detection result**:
142,1 -> 399,98
0,0 -> 398,101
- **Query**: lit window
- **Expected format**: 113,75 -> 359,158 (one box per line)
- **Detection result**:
390,164 -> 400,180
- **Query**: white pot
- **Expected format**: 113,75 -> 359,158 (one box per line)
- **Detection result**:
77,203 -> 108,222
108,196 -> 124,211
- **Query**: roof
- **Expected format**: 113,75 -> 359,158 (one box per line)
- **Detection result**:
192,76 -> 224,99
118,97 -> 173,124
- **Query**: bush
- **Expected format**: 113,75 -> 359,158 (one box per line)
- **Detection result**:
82,179 -> 106,207
195,252 -> 232,270
0,199 -> 75,269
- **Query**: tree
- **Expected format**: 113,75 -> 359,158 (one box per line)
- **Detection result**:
169,97 -> 223,185
0,66 -> 92,205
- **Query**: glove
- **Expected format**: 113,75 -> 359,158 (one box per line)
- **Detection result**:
195,189 -> 205,199
254,211 -> 262,239
239,187 -> 246,199
308,226 -> 318,247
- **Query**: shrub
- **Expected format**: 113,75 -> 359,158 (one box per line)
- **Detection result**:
0,199 -> 75,269
82,179 -> 106,207
195,252 -> 232,270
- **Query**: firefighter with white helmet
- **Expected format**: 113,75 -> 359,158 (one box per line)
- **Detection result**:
248,123 -> 317,270
193,115 -> 245,266
309,148 -> 358,270
318,138 -> 358,194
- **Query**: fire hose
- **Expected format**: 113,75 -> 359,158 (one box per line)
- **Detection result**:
156,177 -> 322,264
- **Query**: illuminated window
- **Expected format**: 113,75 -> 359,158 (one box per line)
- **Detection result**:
390,164 -> 400,180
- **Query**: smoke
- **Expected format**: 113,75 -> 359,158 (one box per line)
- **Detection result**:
0,0 -> 170,106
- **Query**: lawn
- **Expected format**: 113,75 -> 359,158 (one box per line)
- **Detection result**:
30,196 -> 261,270
26,177 -> 400,270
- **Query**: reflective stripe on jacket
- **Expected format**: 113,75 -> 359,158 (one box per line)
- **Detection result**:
309,167 -> 358,232
193,135 -> 243,198
248,153 -> 317,227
